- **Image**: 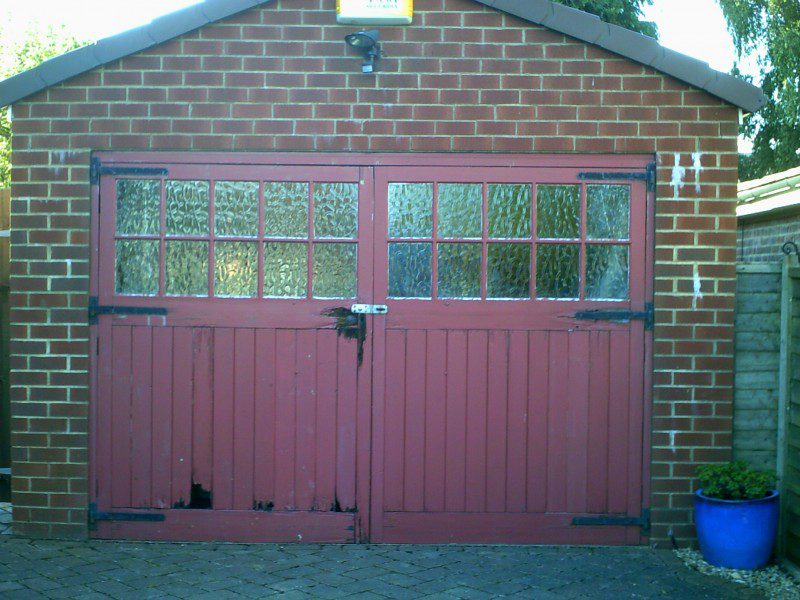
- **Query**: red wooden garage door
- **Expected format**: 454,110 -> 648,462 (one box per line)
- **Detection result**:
90,153 -> 652,544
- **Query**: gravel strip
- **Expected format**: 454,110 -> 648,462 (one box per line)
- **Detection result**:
676,548 -> 800,599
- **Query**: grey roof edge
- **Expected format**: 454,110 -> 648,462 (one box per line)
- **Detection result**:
0,0 -> 766,113
475,0 -> 766,113
0,0 -> 271,107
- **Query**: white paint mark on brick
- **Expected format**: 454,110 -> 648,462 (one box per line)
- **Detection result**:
692,152 -> 703,194
670,153 -> 686,199
693,264 -> 703,308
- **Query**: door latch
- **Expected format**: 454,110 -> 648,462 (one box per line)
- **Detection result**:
350,304 -> 388,315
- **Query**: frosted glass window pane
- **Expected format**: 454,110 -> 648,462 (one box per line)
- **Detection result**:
586,245 -> 629,300
264,242 -> 307,298
587,185 -> 630,240
488,184 -> 531,239
115,239 -> 159,295
537,185 -> 580,239
388,242 -> 431,298
215,181 -> 258,237
488,244 -> 531,299
313,243 -> 357,298
165,241 -> 208,296
215,242 -> 258,298
264,182 -> 308,237
314,183 -> 358,238
166,180 -> 210,236
116,179 -> 161,236
438,183 -> 482,238
438,243 -> 481,299
388,183 -> 432,238
536,244 -> 579,299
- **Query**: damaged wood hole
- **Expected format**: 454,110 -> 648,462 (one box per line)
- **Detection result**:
253,500 -> 274,512
321,307 -> 366,366
172,481 -> 212,509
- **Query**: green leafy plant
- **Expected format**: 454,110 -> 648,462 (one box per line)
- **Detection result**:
696,461 -> 775,500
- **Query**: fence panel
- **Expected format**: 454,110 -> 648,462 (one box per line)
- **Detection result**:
0,188 -> 9,502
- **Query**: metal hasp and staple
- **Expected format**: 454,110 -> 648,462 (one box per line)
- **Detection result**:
578,162 -> 657,192
88,503 -> 165,529
88,296 -> 167,324
572,508 -> 651,535
350,304 -> 388,315
574,302 -> 654,330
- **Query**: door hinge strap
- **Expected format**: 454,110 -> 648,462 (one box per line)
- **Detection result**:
574,302 -> 654,330
88,503 -> 165,527
578,163 -> 656,193
88,296 -> 167,324
572,508 -> 650,535
90,157 -> 168,185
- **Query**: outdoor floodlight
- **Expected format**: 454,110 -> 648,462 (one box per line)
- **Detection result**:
345,29 -> 381,74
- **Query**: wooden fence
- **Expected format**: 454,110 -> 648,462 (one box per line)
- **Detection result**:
734,259 -> 800,572
0,189 -> 8,502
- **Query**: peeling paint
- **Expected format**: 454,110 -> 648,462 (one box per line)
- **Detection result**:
693,264 -> 703,308
670,153 -> 686,198
691,152 -> 703,194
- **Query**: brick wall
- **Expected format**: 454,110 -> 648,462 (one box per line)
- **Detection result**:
738,213 -> 800,263
8,0 -> 740,542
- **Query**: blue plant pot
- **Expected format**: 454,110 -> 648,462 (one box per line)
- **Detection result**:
694,489 -> 779,570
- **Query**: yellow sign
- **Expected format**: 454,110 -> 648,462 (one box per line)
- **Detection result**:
337,0 -> 413,25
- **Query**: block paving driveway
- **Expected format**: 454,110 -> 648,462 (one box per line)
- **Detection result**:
0,537 -> 764,599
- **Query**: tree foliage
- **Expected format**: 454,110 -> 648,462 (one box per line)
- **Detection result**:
718,0 -> 800,180
554,0 -> 658,38
0,24 -> 85,188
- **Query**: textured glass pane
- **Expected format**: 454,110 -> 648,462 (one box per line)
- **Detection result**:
313,243 -> 356,298
388,242 -> 432,298
438,183 -> 482,238
116,179 -> 161,236
264,242 -> 308,298
215,181 -> 258,237
165,241 -> 208,296
536,244 -> 579,299
215,242 -> 257,298
537,185 -> 580,239
587,185 -> 630,240
388,183 -> 432,238
166,180 -> 210,236
586,245 -> 629,300
438,243 -> 481,299
264,182 -> 308,238
488,184 -> 531,239
488,244 -> 531,299
315,183 -> 358,239
115,239 -> 159,295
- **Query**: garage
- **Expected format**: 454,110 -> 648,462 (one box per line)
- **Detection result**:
0,0 -> 764,544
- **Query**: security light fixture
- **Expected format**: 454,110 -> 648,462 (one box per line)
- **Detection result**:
345,29 -> 381,74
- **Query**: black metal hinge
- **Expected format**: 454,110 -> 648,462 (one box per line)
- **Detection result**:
90,157 -> 169,185
578,162 -> 656,193
574,302 -> 654,330
88,296 -> 167,324
572,508 -> 650,536
88,503 -> 165,528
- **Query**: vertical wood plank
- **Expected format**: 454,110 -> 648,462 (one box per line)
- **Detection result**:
274,329 -> 297,510
424,329 -> 447,512
384,330 -> 406,511
506,330 -> 528,513
486,330 -> 508,512
253,329 -> 276,508
566,330 -> 590,514
608,331 -> 631,514
95,318 -> 113,507
315,329 -> 338,511
130,326 -> 153,508
336,334 -> 357,511
587,331 -> 610,514
546,331 -> 568,512
171,327 -> 194,506
445,330 -> 467,512
232,328 -> 256,510
295,329 -> 317,510
110,325 -> 132,508
527,331 -> 548,513
403,329 -> 427,512
150,327 -> 173,509
192,328 -> 214,495
212,328 -> 235,510
465,330 -> 488,512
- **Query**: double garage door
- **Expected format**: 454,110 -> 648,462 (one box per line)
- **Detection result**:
90,153 -> 653,544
